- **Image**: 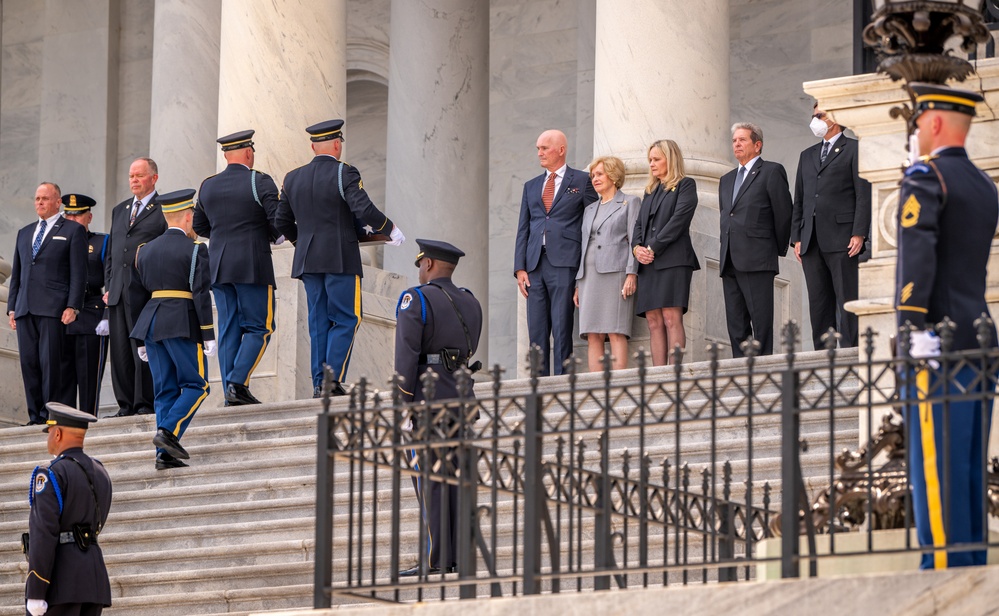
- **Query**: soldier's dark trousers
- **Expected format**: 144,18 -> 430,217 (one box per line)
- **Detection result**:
302,273 -> 361,388
409,447 -> 457,570
145,317 -> 210,456
63,333 -> 108,415
212,283 -> 275,390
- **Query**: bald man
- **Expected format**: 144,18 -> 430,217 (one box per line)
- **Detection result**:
514,130 -> 597,376
896,83 -> 998,570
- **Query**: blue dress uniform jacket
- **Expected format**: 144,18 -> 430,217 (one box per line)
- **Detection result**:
8,216 -> 87,319
274,155 -> 393,279
128,230 -> 215,344
67,232 -> 108,335
193,164 -> 280,286
25,447 -> 112,608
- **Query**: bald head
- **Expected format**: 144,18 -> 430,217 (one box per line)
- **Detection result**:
536,129 -> 568,172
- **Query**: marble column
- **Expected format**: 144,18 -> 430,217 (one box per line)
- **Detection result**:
149,0 -> 221,191
37,0 -> 119,210
586,0 -> 733,364
382,0 -> 490,361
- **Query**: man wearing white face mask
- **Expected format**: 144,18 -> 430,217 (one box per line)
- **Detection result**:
790,102 -> 871,349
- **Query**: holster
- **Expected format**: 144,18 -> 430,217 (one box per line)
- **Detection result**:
440,347 -> 462,373
73,523 -> 94,551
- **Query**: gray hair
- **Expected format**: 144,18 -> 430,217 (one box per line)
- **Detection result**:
135,157 -> 158,175
731,122 -> 764,145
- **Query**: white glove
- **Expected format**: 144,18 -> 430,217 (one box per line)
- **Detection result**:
273,235 -> 286,245
204,340 -> 217,357
909,330 -> 941,359
95,319 -> 110,336
137,346 -> 148,363
26,599 -> 48,616
387,225 -> 405,246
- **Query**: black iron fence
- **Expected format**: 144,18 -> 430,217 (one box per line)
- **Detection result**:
314,320 -> 999,606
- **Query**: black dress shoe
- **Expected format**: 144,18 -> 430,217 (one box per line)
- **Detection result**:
152,428 -> 190,460
225,383 -> 261,406
155,453 -> 189,470
313,382 -> 348,398
137,407 -> 155,415
110,409 -> 136,418
398,564 -> 456,577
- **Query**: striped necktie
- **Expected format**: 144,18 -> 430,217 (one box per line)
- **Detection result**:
32,219 -> 47,258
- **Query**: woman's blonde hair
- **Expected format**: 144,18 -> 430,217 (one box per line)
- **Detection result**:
588,155 -> 626,190
645,139 -> 686,194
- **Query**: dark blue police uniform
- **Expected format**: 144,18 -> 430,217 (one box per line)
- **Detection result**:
193,130 -> 280,405
274,119 -> 394,395
394,240 -> 482,576
129,190 -> 214,469
896,84 -> 999,570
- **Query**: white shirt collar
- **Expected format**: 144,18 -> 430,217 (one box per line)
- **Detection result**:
824,132 -> 843,148
134,191 -> 155,207
740,156 -> 761,173
548,164 -> 567,179
39,211 -> 62,226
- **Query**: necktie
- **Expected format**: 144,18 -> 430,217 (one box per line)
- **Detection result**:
732,166 -> 746,204
31,219 -> 47,258
129,200 -> 142,225
821,141 -> 830,164
542,172 -> 556,213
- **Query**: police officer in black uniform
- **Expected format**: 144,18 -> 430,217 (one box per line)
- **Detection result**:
193,130 -> 281,406
896,83 -> 999,570
274,119 -> 406,398
394,239 -> 482,577
24,402 -> 112,616
61,194 -> 109,415
129,189 -> 216,470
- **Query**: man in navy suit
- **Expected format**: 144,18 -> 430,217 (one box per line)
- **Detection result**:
275,119 -> 405,397
7,182 -> 88,424
792,104 -> 871,349
104,157 -> 167,417
718,123 -> 793,357
514,129 -> 597,376
194,129 -> 281,406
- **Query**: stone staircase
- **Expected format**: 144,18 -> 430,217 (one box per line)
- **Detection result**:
0,350 -> 866,614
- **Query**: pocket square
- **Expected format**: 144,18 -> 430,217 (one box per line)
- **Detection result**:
52,236 -> 67,241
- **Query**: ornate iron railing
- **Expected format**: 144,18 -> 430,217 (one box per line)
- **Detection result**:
314,319 -> 999,606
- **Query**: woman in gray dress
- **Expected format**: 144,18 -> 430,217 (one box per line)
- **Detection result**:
573,156 -> 641,371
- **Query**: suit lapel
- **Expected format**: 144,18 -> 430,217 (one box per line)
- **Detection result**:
819,138 -> 847,171
812,143 -> 823,172
131,192 -> 159,226
35,217 -> 65,257
593,197 -> 624,232
649,184 -> 668,218
549,168 -> 573,211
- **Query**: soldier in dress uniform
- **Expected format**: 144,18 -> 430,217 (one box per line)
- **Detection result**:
896,83 -> 999,569
193,130 -> 281,406
128,189 -> 216,470
24,402 -> 112,616
274,119 -> 406,398
394,239 -> 482,577
61,194 -> 109,416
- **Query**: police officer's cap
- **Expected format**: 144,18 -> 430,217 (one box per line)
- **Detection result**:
43,402 -> 97,433
306,119 -> 345,142
217,129 -> 254,152
414,239 -> 465,267
61,194 -> 97,215
159,189 -> 197,214
911,82 -> 984,118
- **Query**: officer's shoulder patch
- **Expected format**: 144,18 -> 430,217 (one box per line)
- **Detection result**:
34,472 -> 47,494
900,194 -> 921,228
905,162 -> 930,176
399,292 -> 413,311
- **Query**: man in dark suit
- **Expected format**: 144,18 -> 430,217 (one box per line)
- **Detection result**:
275,119 -> 405,398
7,182 -> 88,425
718,122 -> 793,357
129,189 -> 216,470
896,83 -> 998,569
62,194 -> 110,415
194,129 -> 281,406
394,239 -> 482,577
514,129 -> 597,376
24,403 -> 112,616
792,104 -> 871,349
104,157 -> 167,417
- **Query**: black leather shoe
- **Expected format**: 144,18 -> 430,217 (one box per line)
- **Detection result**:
155,453 -> 189,470
313,382 -> 348,398
110,409 -> 136,418
225,383 -> 261,406
398,564 -> 456,577
137,407 -> 155,415
153,428 -> 190,460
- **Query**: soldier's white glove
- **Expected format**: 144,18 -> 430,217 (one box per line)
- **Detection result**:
387,226 -> 406,246
26,599 -> 48,616
137,346 -> 148,363
204,340 -> 217,357
273,235 -> 286,246
95,319 -> 110,336
909,330 -> 941,359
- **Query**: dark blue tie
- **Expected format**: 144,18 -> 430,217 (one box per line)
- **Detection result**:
31,219 -> 47,258
732,166 -> 746,204
821,141 -> 830,164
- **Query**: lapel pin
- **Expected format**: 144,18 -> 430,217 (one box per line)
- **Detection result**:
834,148 -> 840,153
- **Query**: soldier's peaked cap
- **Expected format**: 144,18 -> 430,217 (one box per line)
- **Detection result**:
414,239 -> 465,267
61,194 -> 97,214
43,402 -> 97,433
306,119 -> 344,142
159,189 -> 196,213
911,82 -> 984,117
217,129 -> 254,151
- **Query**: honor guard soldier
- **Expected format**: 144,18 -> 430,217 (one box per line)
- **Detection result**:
896,83 -> 999,569
128,189 -> 216,470
394,239 -> 482,577
275,119 -> 406,398
193,129 -> 281,406
61,194 -> 110,415
24,402 -> 112,616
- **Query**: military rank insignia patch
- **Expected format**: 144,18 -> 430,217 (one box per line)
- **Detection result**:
400,293 -> 412,311
34,473 -> 47,494
901,282 -> 914,304
89,244 -> 94,254
358,180 -> 363,190
900,194 -> 921,228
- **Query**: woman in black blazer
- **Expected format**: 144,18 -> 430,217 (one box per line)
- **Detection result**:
632,140 -> 700,365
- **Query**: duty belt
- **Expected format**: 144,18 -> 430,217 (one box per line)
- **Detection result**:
59,531 -> 97,545
151,290 -> 193,299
